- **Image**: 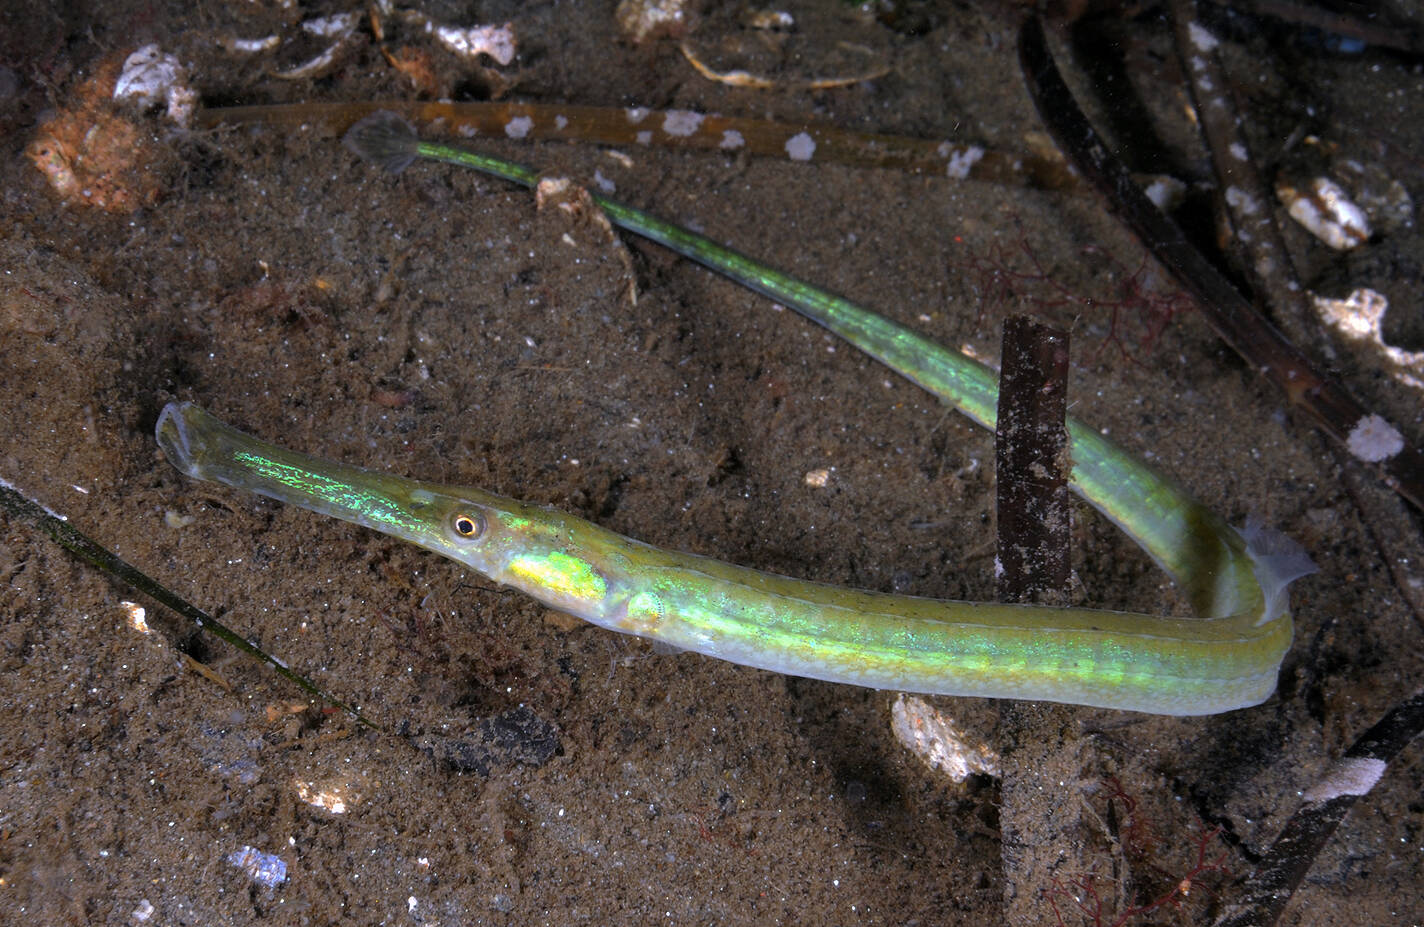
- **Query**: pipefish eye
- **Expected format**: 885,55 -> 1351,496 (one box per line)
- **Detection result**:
450,511 -> 486,540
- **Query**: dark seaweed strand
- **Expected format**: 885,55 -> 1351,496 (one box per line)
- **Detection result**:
1017,15 -> 1424,515
0,480 -> 379,730
1212,689 -> 1424,927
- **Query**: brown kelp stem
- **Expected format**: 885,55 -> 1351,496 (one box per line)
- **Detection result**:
992,316 -> 1082,926
196,100 -> 1079,190
1166,0 -> 1319,351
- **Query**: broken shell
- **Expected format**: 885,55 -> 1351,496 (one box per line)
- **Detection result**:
1276,176 -> 1372,250
1314,287 -> 1424,392
218,35 -> 281,55
113,44 -> 195,126
274,12 -> 359,80
616,0 -> 693,44
433,22 -> 517,66
890,694 -> 1000,782
302,12 -> 359,39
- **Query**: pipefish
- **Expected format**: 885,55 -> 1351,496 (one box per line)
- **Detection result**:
157,113 -> 1314,716
156,399 -> 1302,717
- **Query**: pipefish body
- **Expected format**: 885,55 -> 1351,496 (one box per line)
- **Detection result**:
158,402 -> 1307,715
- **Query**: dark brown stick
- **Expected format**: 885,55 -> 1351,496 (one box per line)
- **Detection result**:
995,316 -> 1072,606
1167,0 -> 1320,351
993,316 -> 1079,927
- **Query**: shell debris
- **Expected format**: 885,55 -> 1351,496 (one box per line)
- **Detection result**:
113,44 -> 195,127
1276,176 -> 1371,250
891,694 -> 1000,782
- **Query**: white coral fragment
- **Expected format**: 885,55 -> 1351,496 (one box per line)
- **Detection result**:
1314,288 -> 1424,392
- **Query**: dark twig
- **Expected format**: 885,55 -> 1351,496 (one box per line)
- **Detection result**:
995,315 -> 1072,605
1017,15 -> 1424,515
994,316 -> 1078,926
1167,0 -> 1319,352
0,479 -> 379,730
1211,689 -> 1424,927
1219,0 -> 1424,56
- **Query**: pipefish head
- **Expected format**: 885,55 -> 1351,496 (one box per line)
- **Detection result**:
157,402 -> 613,612
412,487 -> 629,619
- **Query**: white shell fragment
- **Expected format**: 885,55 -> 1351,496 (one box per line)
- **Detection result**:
113,44 -> 196,127
1314,288 -> 1424,392
275,12 -> 358,80
302,12 -> 359,39
1277,176 -> 1372,250
615,0 -> 692,44
891,694 -> 1000,782
1346,414 -> 1405,463
114,45 -> 180,104
1315,287 -> 1390,341
218,35 -> 281,55
226,845 -> 287,889
1144,174 -> 1187,211
434,22 -> 517,66
296,780 -> 356,814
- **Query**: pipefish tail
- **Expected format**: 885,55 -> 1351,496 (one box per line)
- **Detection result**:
158,402 -> 1307,715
